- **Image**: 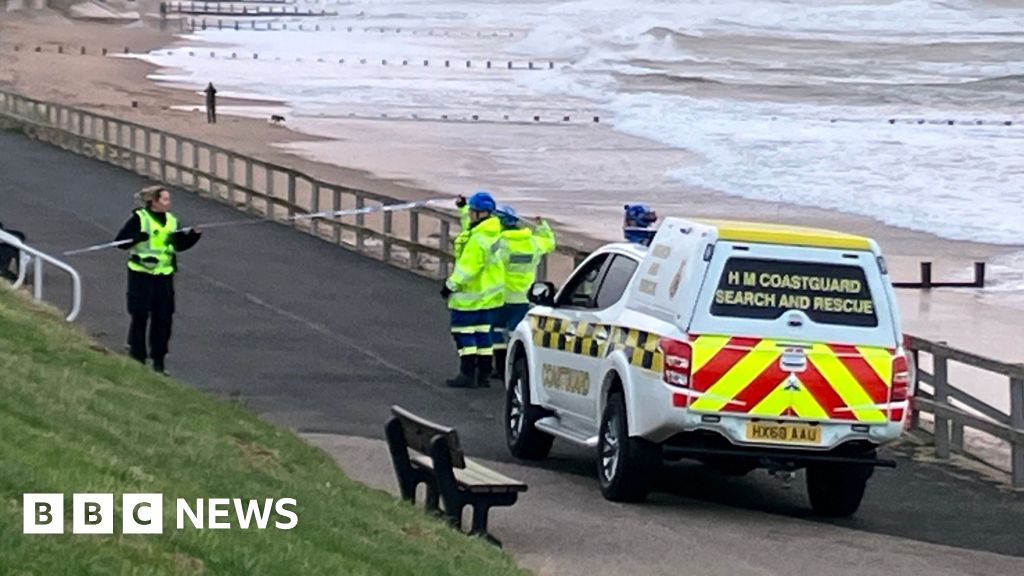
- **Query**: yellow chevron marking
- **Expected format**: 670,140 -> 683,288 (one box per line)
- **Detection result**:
810,343 -> 886,422
790,381 -> 829,419
690,335 -> 730,374
858,345 -> 892,389
690,339 -> 779,412
749,381 -> 790,416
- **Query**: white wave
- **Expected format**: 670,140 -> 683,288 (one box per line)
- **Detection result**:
145,0 -> 1024,248
603,92 -> 1024,245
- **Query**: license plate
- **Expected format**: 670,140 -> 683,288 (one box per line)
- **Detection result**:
746,421 -> 821,445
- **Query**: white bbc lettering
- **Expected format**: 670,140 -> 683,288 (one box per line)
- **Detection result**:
73,493 -> 114,534
176,498 -> 204,529
23,494 -> 64,534
25,494 -> 297,533
233,499 -> 273,529
122,494 -> 163,535
274,498 -> 298,530
207,498 -> 232,529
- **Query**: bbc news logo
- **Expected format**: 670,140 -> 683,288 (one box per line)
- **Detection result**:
23,494 -> 298,534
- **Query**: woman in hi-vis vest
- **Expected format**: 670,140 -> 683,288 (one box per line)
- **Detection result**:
114,186 -> 202,374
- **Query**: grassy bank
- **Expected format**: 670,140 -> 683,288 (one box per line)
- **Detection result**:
0,286 -> 527,575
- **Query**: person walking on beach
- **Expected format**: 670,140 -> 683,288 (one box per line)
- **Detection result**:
440,191 -> 505,388
205,82 -> 217,124
115,186 -> 202,374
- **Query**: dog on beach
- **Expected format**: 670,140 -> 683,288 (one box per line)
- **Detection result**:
269,114 -> 286,125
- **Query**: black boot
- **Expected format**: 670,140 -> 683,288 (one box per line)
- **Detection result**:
476,355 -> 493,388
446,356 -> 477,388
492,349 -> 507,381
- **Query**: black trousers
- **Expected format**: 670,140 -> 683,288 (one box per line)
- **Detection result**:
126,270 -> 175,364
0,229 -> 26,281
0,244 -> 18,280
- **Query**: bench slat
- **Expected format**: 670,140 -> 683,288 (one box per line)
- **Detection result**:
410,455 -> 527,494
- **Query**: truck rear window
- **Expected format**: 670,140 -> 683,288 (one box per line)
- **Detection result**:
710,257 -> 878,327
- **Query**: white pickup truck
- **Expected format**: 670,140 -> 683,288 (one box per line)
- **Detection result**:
503,217 -> 913,516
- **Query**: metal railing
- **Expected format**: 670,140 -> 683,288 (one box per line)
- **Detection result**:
3,89 -> 1022,484
0,229 -> 82,322
906,334 -> 1024,488
0,90 -> 589,285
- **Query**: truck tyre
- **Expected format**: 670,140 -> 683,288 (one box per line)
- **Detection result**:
806,463 -> 872,517
598,392 -> 660,502
505,356 -> 554,460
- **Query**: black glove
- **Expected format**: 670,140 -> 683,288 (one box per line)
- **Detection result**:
440,285 -> 453,299
455,195 -> 467,209
133,232 -> 150,243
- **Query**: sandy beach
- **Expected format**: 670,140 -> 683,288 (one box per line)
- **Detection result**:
1,12 -> 1021,432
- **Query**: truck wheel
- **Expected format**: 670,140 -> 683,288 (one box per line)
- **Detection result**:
598,392 -> 660,502
505,356 -> 554,460
806,463 -> 872,517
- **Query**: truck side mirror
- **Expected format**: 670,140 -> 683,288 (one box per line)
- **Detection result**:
528,281 -> 556,306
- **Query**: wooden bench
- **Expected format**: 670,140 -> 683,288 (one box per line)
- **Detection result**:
385,405 -> 527,545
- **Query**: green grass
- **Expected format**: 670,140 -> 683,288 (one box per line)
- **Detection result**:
0,286 -> 528,576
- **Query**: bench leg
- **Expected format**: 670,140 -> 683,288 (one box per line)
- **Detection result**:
424,484 -> 440,514
470,504 -> 489,534
444,501 -> 465,531
470,505 -> 502,547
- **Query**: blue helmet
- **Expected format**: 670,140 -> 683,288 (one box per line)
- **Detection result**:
497,205 -> 519,227
623,203 -> 658,245
468,190 -> 496,212
624,203 -> 657,227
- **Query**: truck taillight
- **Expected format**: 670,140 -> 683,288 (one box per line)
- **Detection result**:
891,354 -> 911,402
659,337 -> 692,388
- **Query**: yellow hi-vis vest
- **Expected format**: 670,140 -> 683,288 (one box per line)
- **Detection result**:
128,209 -> 177,275
446,215 -> 505,311
502,221 -> 555,304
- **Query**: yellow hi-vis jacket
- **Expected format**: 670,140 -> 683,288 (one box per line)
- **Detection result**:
453,205 -> 471,259
502,221 -> 555,304
446,215 -> 505,311
128,209 -> 177,275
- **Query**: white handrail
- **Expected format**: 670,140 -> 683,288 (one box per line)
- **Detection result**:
0,229 -> 82,321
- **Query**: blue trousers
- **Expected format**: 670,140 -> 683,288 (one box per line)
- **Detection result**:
450,308 -> 497,357
491,303 -> 530,351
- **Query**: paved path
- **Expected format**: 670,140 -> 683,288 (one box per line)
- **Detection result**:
2,129 -> 1022,574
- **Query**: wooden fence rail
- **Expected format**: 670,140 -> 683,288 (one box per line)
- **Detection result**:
905,334 -> 1024,488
